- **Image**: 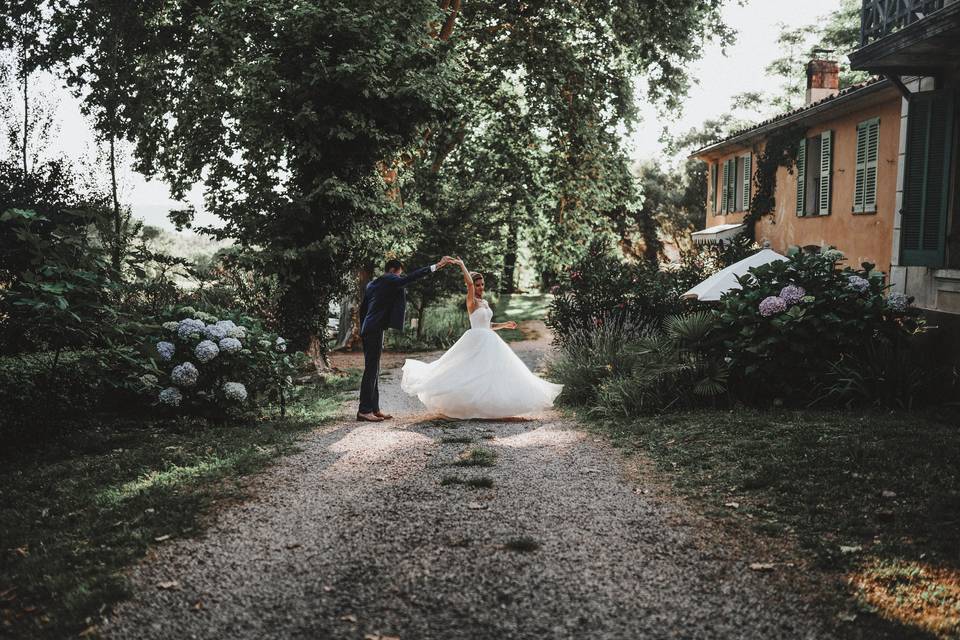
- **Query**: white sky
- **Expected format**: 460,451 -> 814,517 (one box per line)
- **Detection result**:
29,0 -> 844,230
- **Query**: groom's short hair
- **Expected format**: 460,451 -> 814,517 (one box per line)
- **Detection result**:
385,258 -> 403,272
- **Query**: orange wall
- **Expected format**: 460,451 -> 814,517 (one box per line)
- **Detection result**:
703,97 -> 902,274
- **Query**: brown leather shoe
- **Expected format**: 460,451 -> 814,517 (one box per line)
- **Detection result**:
356,412 -> 384,422
374,411 -> 393,420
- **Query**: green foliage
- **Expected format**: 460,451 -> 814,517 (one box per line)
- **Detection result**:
709,251 -> 926,404
545,239 -> 710,344
743,123 -> 806,241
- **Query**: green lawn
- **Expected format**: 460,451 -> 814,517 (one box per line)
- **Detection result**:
493,293 -> 552,342
0,370 -> 360,639
594,408 -> 960,639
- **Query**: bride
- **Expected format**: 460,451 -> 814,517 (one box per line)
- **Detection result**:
401,257 -> 563,419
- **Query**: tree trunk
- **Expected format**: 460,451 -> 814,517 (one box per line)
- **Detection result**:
502,217 -> 520,293
333,267 -> 372,352
416,301 -> 426,341
20,48 -> 28,176
109,134 -> 122,271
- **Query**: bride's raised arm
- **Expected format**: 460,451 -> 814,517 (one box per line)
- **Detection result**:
455,257 -> 477,314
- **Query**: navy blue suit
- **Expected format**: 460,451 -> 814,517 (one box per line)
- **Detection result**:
357,265 -> 434,414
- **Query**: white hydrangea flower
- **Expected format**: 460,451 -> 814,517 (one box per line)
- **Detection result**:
156,341 -> 176,361
195,311 -> 218,323
171,362 -> 199,387
159,386 -> 183,407
177,318 -> 205,340
162,321 -> 179,332
227,325 -> 248,339
258,339 -> 272,350
215,319 -> 237,331
275,337 -> 287,353
822,249 -> 845,262
218,337 -> 242,353
204,323 -> 228,341
194,340 -> 220,363
222,381 -> 248,402
140,374 -> 159,387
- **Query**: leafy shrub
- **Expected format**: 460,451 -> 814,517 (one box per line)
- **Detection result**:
590,312 -> 727,418
547,316 -> 653,406
150,306 -> 305,417
546,239 -> 711,345
709,251 -> 925,404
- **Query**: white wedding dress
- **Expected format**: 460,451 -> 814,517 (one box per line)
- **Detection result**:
401,299 -> 563,419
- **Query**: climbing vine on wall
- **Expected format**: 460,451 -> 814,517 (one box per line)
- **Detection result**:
743,123 -> 808,241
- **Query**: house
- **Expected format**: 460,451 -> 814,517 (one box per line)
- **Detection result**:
694,70 -> 902,275
693,0 -> 960,349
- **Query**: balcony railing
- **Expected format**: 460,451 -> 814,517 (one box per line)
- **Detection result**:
860,0 -> 945,45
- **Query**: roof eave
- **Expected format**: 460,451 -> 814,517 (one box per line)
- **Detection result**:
690,79 -> 894,159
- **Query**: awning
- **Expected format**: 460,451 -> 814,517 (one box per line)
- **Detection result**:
691,223 -> 744,245
682,249 -> 788,301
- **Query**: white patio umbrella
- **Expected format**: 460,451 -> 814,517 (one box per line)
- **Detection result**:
681,249 -> 788,302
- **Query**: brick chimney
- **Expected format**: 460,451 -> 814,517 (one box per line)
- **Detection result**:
805,58 -> 840,105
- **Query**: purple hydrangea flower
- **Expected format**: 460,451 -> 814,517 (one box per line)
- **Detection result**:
156,341 -> 175,361
218,337 -> 242,353
176,318 -> 205,340
275,337 -> 287,353
759,295 -> 787,317
171,362 -> 199,387
204,323 -> 228,341
159,387 -> 182,407
886,292 -> 909,312
779,285 -> 806,305
847,275 -> 870,293
194,340 -> 220,363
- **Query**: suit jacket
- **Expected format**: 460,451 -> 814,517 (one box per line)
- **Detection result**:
359,265 -> 434,336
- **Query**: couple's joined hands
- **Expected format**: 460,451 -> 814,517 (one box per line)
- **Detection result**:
437,256 -> 464,269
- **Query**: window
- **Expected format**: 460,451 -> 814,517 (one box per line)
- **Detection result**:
853,118 -> 880,214
901,90 -> 955,267
719,154 -> 751,213
796,131 -> 832,216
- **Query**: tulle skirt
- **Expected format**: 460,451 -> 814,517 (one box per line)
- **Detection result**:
401,328 -> 563,419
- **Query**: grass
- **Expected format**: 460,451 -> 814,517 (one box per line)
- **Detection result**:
0,371 -> 360,639
594,407 -> 960,638
440,475 -> 495,489
452,447 -> 498,467
439,435 -> 475,444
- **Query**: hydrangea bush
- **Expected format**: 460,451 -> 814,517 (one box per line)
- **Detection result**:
709,251 -> 925,403
150,306 -> 304,415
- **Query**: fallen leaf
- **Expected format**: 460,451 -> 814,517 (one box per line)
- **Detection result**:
154,534 -> 171,542
192,600 -> 204,611
157,581 -> 180,590
340,614 -> 358,623
285,543 -> 301,550
466,502 -> 486,510
881,490 -> 896,499
749,563 -> 775,572
837,612 -> 857,622
724,502 -> 740,509
322,585 -> 334,592
79,624 -> 99,637
14,546 -> 28,557
839,545 -> 862,554
382,636 -> 400,640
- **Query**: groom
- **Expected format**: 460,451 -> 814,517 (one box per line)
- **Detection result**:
356,255 -> 455,422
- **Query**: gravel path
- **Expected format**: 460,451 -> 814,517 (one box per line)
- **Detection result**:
104,330 -> 833,640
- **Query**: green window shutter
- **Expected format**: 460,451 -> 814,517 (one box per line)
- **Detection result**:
853,122 -> 868,213
721,160 -> 729,213
818,130 -> 832,216
742,153 -> 752,211
796,138 -> 806,216
902,90 -> 955,267
864,119 -> 880,213
726,158 -> 736,213
709,163 -> 717,213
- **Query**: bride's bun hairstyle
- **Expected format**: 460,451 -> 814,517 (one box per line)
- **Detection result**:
470,272 -> 483,282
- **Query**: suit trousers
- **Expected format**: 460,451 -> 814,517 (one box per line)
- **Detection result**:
359,329 -> 384,414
